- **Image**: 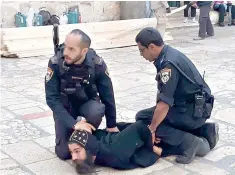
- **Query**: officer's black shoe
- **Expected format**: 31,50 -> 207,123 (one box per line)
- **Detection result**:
175,137 -> 200,164
200,122 -> 219,150
176,136 -> 210,164
195,137 -> 210,157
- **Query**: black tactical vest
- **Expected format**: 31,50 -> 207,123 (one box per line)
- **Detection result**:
51,46 -> 99,108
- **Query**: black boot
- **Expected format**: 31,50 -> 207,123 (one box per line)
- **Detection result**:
200,122 -> 219,150
175,135 -> 210,164
176,136 -> 200,164
196,137 -> 210,157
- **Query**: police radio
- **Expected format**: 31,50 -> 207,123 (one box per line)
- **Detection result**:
193,71 -> 206,118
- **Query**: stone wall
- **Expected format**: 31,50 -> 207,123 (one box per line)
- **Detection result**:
120,1 -> 148,20
1,1 -> 121,28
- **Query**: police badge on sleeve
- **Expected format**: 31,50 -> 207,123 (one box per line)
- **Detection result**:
160,68 -> 171,84
45,67 -> 54,82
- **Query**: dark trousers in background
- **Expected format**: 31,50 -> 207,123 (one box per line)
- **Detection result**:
232,5 -> 235,20
198,5 -> 214,38
184,1 -> 196,18
213,4 -> 226,23
54,100 -> 105,160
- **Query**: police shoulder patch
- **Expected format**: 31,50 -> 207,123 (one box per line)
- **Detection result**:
93,56 -> 103,65
45,67 -> 54,83
160,68 -> 171,84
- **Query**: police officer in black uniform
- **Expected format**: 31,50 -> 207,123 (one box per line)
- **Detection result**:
45,29 -> 119,160
134,27 -> 219,164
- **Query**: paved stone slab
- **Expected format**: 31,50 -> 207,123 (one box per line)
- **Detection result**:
1,141 -> 55,164
35,135 -> 55,148
97,159 -> 173,175
1,152 -> 9,159
8,103 -> 41,111
13,107 -> 45,115
1,98 -> 33,107
41,125 -> 55,135
0,158 -> 19,170
48,147 -> 55,154
29,116 -> 54,127
0,168 -> 31,175
25,158 -> 77,175
180,159 -> 230,175
218,123 -> 235,145
204,146 -> 235,162
150,165 -> 190,175
214,108 -> 235,125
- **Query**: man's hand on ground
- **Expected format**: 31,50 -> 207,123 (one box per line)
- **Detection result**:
106,126 -> 120,133
74,121 -> 96,133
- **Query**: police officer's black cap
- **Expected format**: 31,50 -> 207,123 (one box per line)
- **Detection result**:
135,27 -> 164,48
69,130 -> 99,156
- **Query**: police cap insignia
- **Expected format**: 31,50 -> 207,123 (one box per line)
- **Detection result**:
160,68 -> 171,84
45,67 -> 54,83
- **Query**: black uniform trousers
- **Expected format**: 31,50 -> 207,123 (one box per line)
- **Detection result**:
135,106 -> 206,146
54,100 -> 105,160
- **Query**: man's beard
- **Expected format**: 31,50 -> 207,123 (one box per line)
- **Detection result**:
73,151 -> 96,175
64,54 -> 83,65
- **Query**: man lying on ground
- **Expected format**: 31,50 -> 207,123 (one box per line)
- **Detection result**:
68,121 -> 210,174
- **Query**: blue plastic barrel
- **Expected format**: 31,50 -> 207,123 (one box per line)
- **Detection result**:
67,11 -> 78,24
33,14 -> 43,26
15,12 -> 27,27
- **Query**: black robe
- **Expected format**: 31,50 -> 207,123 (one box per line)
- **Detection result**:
93,121 -> 160,170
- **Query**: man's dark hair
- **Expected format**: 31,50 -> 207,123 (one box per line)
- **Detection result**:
74,151 -> 97,175
135,27 -> 164,48
70,29 -> 91,48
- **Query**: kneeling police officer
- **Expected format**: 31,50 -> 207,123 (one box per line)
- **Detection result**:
135,27 -> 219,164
45,29 -> 119,160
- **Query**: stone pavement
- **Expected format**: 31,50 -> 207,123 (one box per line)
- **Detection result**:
1,25 -> 235,175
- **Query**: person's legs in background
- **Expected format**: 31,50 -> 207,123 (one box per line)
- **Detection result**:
191,4 -> 197,23
195,5 -> 213,40
206,15 -> 215,36
184,1 -> 190,23
231,5 -> 235,25
154,7 -> 167,38
214,4 -> 226,26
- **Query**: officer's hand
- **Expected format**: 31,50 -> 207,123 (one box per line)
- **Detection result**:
74,121 -> 96,133
106,127 -> 120,133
